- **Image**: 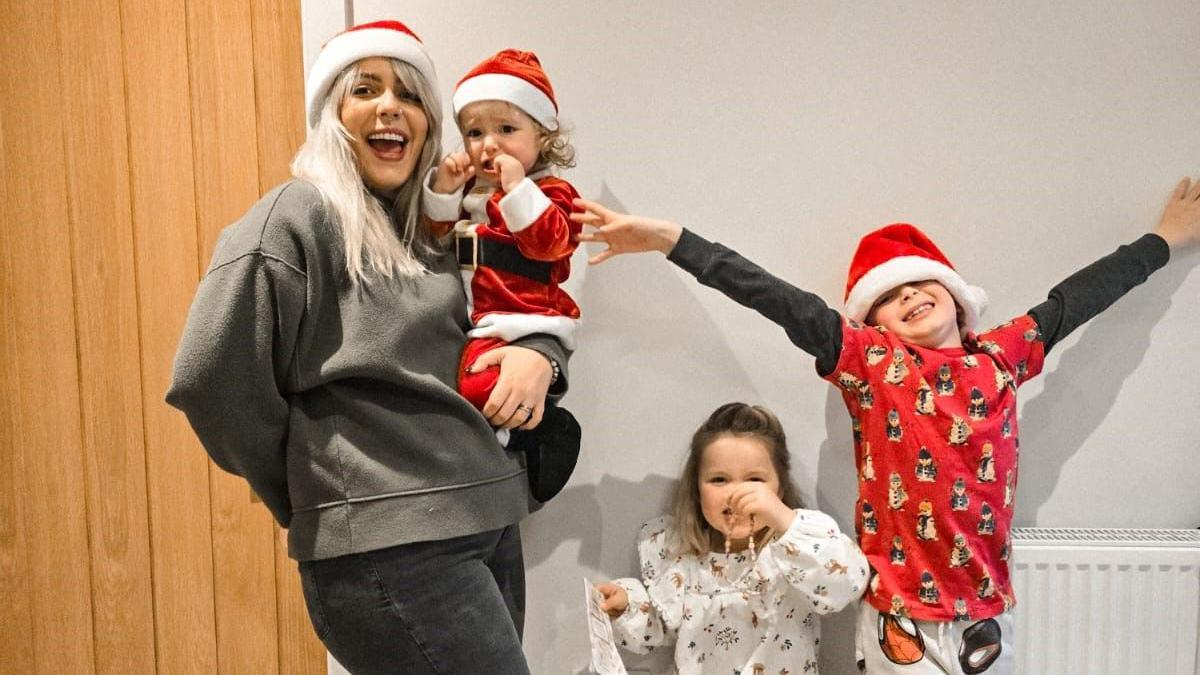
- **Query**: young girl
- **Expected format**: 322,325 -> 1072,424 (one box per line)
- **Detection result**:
596,403 -> 868,674
574,178 -> 1200,673
422,49 -> 582,501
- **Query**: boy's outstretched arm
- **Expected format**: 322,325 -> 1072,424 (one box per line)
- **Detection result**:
1027,176 -> 1199,353
572,198 -> 844,372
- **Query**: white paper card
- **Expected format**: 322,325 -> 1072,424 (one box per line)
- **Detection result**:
584,579 -> 628,675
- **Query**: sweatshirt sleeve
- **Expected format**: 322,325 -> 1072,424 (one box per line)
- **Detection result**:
667,228 -> 845,374
767,509 -> 869,615
1026,233 -> 1170,354
166,249 -> 307,527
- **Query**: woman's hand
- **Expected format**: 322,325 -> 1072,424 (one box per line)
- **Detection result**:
571,199 -> 683,265
596,582 -> 629,619
469,346 -> 552,430
725,483 -> 796,538
1154,176 -> 1200,251
431,151 -> 474,194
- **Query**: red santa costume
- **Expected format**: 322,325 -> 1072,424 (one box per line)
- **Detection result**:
423,50 -> 581,410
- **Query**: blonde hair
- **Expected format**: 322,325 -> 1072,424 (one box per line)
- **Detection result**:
669,403 -> 804,557
291,59 -> 443,285
536,121 -> 576,170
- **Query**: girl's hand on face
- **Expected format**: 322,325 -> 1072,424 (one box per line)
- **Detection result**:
1154,176 -> 1200,251
495,154 -> 526,192
596,582 -> 629,618
431,151 -> 475,194
469,346 -> 552,430
726,482 -> 796,536
571,199 -> 684,265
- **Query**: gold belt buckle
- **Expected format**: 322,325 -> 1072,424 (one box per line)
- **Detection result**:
455,221 -> 478,271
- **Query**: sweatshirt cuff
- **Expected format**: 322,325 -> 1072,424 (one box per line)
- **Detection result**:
666,228 -> 714,278
422,167 -> 464,222
498,177 -> 552,232
1136,232 -> 1172,269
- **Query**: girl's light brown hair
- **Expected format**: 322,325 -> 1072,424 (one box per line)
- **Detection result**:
669,402 -> 804,557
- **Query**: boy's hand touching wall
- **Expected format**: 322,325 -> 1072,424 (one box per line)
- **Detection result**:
1153,176 -> 1200,251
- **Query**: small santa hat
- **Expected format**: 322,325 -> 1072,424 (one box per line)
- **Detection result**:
305,20 -> 437,128
843,223 -> 988,334
452,49 -> 558,130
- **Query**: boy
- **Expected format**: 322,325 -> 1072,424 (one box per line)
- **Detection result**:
571,177 -> 1200,673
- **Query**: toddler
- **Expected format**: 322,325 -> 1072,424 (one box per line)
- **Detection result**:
424,49 -> 581,501
597,402 -> 868,674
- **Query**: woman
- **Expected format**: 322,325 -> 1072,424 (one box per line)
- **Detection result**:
167,20 -> 568,674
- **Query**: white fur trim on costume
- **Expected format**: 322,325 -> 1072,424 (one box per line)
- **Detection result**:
498,178 -> 552,233
468,313 -> 579,350
453,73 -> 558,130
421,167 -> 465,222
306,27 -> 437,128
844,256 -> 987,334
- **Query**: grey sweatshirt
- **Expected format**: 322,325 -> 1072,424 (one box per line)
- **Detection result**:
166,180 -> 568,560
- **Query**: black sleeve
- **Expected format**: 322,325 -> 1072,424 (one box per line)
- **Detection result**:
667,228 -> 844,374
1027,233 -> 1170,354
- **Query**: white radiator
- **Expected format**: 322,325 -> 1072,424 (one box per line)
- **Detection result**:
1010,527 -> 1200,675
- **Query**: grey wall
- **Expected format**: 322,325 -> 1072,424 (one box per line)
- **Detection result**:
307,2 -> 1200,673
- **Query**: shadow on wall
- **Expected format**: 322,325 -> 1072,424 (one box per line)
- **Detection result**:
1014,258 -> 1192,525
524,473 -> 678,570
521,183 -> 772,675
817,386 -> 861,674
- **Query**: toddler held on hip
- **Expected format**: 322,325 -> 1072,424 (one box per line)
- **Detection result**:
596,403 -> 868,675
423,49 -> 582,502
575,177 -> 1200,674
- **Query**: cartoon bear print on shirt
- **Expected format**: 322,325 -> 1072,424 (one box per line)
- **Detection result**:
888,472 -> 909,510
916,500 -> 938,541
915,447 -> 937,482
950,477 -> 970,511
936,363 -> 955,396
918,571 -> 940,605
884,348 -> 909,384
967,387 -> 988,421
915,381 -> 935,416
950,534 -> 972,568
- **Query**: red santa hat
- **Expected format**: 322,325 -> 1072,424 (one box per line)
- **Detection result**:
305,20 -> 437,128
452,49 -> 559,130
843,223 -> 988,334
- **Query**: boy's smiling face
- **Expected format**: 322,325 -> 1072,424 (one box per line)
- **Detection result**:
866,280 -> 963,349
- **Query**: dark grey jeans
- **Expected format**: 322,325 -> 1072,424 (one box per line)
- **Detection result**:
298,524 -> 530,674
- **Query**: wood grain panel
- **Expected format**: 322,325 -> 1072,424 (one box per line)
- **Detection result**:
187,0 -> 280,671
0,2 -> 96,672
0,81 -> 36,675
120,0 -> 219,671
56,0 -> 157,670
249,1 -> 328,670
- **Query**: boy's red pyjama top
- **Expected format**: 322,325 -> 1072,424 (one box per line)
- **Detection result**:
824,314 -> 1044,621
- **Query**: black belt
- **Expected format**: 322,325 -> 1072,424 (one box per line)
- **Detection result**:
456,229 -> 553,284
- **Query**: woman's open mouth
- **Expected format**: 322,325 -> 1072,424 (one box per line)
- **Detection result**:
367,130 -> 408,159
